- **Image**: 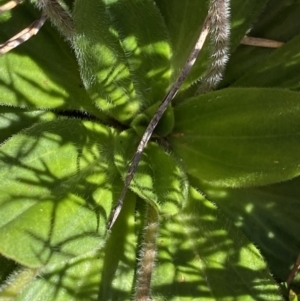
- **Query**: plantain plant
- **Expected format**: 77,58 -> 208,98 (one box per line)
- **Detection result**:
0,0 -> 300,300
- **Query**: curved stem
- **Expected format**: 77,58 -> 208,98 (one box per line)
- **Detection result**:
0,0 -> 23,14
107,13 -> 210,230
0,14 -> 47,56
134,205 -> 159,301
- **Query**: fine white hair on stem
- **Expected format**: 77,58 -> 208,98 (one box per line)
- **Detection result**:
134,206 -> 159,301
197,0 -> 230,93
34,0 -> 74,39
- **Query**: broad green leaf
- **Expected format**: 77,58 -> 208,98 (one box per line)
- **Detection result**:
249,0 -> 300,42
232,35 -> 300,90
0,1 -> 102,118
220,46 -> 274,88
169,88 -> 300,187
151,187 -> 282,301
192,176 -> 300,283
0,119 -> 122,267
0,106 -> 55,144
154,0 -> 269,94
222,0 -> 300,88
9,192 -> 137,301
153,0 -> 208,84
73,0 -> 171,124
229,0 -> 270,50
114,129 -> 188,216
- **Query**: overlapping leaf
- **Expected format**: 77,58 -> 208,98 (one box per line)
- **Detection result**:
249,0 -> 300,41
232,34 -> 300,90
0,1 -> 298,300
170,88 -> 300,187
0,119 -> 121,267
154,0 -> 269,95
0,255 -> 19,285
222,0 -> 300,88
192,176 -> 300,284
0,1 -> 102,118
73,0 -> 171,124
130,102 -> 174,137
151,187 -> 282,301
0,267 -> 38,300
114,129 -> 188,216
0,106 -> 56,144
2,192 -> 137,301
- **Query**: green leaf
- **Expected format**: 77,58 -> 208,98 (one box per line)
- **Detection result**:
222,0 -> 300,88
232,34 -> 300,90
10,192 -> 137,301
249,0 -> 300,42
169,88 -> 300,187
0,106 -> 55,144
114,129 -> 188,216
0,267 -> 38,300
0,119 -> 122,267
130,102 -> 174,138
153,0 -> 208,84
73,0 -> 171,123
0,255 -> 19,285
0,1 -> 101,118
151,187 -> 283,301
192,176 -> 300,283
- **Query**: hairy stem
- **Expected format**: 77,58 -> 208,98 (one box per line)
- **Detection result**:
34,0 -> 74,39
134,205 -> 159,301
197,0 -> 230,93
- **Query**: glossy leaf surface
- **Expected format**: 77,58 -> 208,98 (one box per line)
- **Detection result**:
170,88 -> 300,187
